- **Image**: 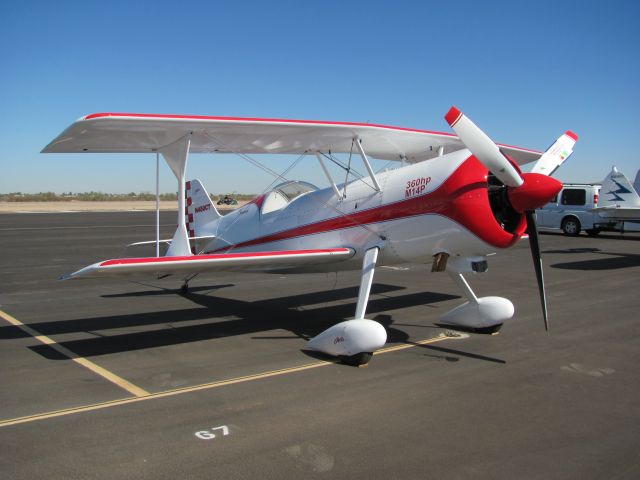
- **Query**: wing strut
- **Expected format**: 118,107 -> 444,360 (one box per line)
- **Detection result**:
155,152 -> 160,257
160,134 -> 192,257
315,152 -> 343,200
355,138 -> 381,192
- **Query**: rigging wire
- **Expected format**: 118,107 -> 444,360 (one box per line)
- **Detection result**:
200,132 -> 386,248
317,151 -> 376,192
342,139 -> 354,198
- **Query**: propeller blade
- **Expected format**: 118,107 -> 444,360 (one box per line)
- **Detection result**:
525,210 -> 549,331
530,131 -> 578,176
445,106 -> 524,188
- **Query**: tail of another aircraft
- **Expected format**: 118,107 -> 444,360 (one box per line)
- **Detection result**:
185,179 -> 221,253
599,167 -> 640,208
633,169 -> 640,196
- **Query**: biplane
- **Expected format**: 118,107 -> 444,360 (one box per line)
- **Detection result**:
43,107 -> 577,365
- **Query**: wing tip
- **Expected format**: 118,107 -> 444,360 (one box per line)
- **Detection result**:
565,130 -> 579,142
445,106 -> 463,127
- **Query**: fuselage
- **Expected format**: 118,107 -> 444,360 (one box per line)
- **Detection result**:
197,149 -> 526,272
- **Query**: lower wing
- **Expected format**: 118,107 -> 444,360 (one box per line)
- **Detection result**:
61,248 -> 355,280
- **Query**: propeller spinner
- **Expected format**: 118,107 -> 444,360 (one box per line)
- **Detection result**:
445,106 -> 567,330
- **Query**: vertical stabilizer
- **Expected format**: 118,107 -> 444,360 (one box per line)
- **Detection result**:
185,179 -> 221,253
633,169 -> 640,195
599,167 -> 640,208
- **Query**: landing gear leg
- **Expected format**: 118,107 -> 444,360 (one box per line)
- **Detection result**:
354,247 -> 379,320
179,274 -> 198,295
342,247 -> 380,366
306,247 -> 387,366
440,269 -> 511,334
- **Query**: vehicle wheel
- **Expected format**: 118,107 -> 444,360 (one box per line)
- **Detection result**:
561,217 -> 581,236
585,228 -> 601,236
341,352 -> 373,366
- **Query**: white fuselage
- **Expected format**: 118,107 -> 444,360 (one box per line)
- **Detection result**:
198,150 -> 505,272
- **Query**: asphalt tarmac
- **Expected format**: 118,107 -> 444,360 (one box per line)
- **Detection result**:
1,211 -> 639,479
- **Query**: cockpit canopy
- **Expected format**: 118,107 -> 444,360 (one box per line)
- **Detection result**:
261,180 -> 318,214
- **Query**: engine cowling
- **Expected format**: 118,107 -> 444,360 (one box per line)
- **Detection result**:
307,319 -> 387,357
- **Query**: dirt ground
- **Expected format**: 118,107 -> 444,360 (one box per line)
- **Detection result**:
0,201 -> 247,213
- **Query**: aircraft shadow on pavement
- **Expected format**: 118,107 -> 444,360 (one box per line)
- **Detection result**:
541,231 -> 640,241
9,283 -> 461,360
543,247 -> 640,270
411,342 -> 506,364
101,283 -> 236,297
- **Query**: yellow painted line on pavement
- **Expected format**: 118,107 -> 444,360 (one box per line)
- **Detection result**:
0,309 -> 149,398
0,331 -> 462,429
374,334 -> 466,355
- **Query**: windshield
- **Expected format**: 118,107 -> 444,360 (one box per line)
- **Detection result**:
273,180 -> 318,202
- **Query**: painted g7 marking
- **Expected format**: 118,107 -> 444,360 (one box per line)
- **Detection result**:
195,425 -> 230,440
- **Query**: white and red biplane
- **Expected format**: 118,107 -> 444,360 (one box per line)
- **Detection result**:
43,107 -> 577,365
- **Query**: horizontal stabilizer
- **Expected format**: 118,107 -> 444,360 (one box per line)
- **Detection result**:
61,248 -> 355,280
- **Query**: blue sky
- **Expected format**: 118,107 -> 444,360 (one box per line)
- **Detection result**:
1,0 -> 638,195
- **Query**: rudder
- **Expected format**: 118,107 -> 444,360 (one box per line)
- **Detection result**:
185,179 -> 221,253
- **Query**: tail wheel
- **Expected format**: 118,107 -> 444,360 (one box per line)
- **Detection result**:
561,217 -> 581,236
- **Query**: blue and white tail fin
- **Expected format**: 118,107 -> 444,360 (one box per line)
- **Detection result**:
599,167 -> 640,208
185,179 -> 221,253
530,131 -> 578,176
633,169 -> 640,196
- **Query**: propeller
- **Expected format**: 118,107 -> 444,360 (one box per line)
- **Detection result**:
445,106 -> 564,330
445,106 -> 523,188
525,210 -> 549,330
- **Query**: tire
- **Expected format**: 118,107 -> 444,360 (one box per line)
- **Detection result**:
561,217 -> 581,236
585,228 -> 601,236
341,352 -> 373,366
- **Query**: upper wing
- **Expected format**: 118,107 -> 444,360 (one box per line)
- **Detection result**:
42,112 -> 542,165
61,248 -> 355,280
